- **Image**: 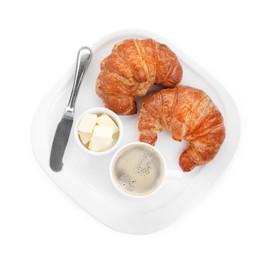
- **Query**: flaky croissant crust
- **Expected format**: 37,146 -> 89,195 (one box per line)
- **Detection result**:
96,38 -> 183,114
138,85 -> 226,171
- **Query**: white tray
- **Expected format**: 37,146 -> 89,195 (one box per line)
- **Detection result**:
31,30 -> 240,234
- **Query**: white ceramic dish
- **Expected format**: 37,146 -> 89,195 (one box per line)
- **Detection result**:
74,107 -> 123,155
31,29 -> 240,235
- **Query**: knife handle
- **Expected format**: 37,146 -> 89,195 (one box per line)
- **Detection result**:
66,47 -> 92,114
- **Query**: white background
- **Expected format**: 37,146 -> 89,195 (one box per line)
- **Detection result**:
1,0 -> 275,259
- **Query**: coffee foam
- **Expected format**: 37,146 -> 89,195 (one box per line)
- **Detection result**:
111,144 -> 165,196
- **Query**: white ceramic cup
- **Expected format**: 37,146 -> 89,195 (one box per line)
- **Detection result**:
110,142 -> 166,198
74,107 -> 123,156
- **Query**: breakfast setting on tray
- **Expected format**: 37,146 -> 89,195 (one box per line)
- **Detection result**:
50,38 -> 225,197
32,30 -> 240,234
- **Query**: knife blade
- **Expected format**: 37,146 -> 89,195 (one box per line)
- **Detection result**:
50,47 -> 92,172
49,117 -> 73,171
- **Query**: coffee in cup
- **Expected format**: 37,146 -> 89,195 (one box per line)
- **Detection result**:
110,142 -> 166,197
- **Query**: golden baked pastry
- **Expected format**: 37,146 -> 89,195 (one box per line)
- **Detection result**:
96,38 -> 183,114
138,85 -> 225,171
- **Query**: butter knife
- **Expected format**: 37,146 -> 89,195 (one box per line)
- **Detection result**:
50,47 -> 92,172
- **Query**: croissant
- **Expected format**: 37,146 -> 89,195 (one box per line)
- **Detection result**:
138,85 -> 225,172
96,38 -> 183,114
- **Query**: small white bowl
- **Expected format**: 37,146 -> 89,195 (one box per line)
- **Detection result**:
74,107 -> 123,156
109,142 -> 166,199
